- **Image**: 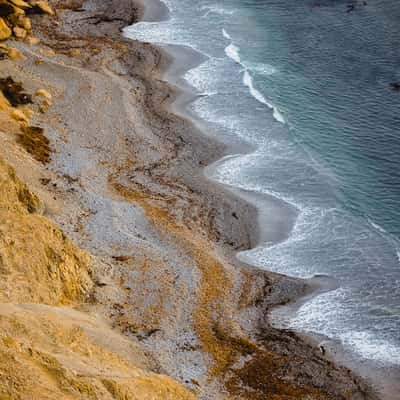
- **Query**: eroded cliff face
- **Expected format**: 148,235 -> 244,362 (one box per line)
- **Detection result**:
0,90 -> 197,399
0,157 -> 93,304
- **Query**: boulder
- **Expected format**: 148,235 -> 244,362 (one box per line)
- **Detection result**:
0,43 -> 21,59
22,107 -> 33,118
9,4 -> 24,15
11,108 -> 29,124
29,0 -> 53,15
39,98 -> 51,113
13,25 -> 26,39
0,44 -> 7,58
0,17 -> 11,40
69,48 -> 80,57
8,0 -> 31,9
17,15 -> 31,30
25,35 -> 39,45
35,88 -> 51,100
7,46 -> 23,59
39,47 -> 55,56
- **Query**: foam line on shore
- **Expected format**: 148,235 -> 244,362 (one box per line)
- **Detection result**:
222,28 -> 285,124
123,1 -> 396,398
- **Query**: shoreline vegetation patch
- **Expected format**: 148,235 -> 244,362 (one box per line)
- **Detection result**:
18,125 -> 51,163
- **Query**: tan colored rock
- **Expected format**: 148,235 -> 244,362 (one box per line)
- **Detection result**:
25,35 -> 39,45
17,15 -> 31,30
39,98 -> 51,113
0,91 -> 10,111
0,43 -> 21,59
11,108 -> 29,124
35,88 -> 52,101
30,0 -> 53,15
69,48 -> 81,57
8,0 -> 31,10
7,46 -> 23,60
21,106 -> 33,119
0,17 -> 11,40
0,44 -> 8,58
13,25 -> 26,39
8,3 -> 25,15
39,47 -> 55,56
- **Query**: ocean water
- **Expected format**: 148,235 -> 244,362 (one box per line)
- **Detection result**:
125,0 -> 400,368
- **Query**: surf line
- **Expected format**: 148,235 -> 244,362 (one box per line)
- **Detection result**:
222,28 -> 285,124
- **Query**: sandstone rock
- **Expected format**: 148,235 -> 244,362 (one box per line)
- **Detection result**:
9,4 -> 25,14
11,108 -> 29,124
30,0 -> 53,15
0,44 -> 7,58
25,34 -> 39,45
39,47 -> 55,56
8,0 -> 31,10
35,88 -> 51,100
69,48 -> 81,57
7,46 -> 23,59
0,91 -> 10,110
13,25 -> 26,39
0,17 -> 11,40
21,106 -> 33,118
16,15 -> 30,30
39,98 -> 51,113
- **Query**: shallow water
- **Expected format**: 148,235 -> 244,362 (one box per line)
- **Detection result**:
126,0 -> 400,371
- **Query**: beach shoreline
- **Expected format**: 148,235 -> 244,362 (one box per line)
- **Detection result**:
126,1 -> 400,398
0,0 -> 390,398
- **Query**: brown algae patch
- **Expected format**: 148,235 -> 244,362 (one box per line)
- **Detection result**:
110,180 -> 346,400
111,181 -> 258,377
226,349 -> 331,400
18,125 -> 51,163
0,76 -> 32,107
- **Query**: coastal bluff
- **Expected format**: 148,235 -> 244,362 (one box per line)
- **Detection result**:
0,0 -> 381,399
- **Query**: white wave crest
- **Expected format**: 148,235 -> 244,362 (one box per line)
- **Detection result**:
243,71 -> 285,123
201,5 -> 235,17
244,61 -> 277,76
223,29 -> 284,124
222,28 -> 231,40
225,43 -> 241,64
341,331 -> 400,365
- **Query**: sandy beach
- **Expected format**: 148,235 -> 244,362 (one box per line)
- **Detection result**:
0,0 -> 390,398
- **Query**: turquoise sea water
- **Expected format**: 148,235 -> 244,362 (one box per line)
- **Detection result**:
126,0 -> 400,367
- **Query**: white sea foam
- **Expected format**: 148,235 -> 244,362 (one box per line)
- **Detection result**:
368,218 -> 387,234
367,218 -> 400,266
341,331 -> 400,366
223,29 -> 285,124
243,71 -> 285,123
244,61 -> 277,76
222,28 -> 231,40
201,5 -> 235,17
225,43 -> 241,64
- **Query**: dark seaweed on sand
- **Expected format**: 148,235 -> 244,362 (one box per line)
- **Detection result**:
0,76 -> 32,107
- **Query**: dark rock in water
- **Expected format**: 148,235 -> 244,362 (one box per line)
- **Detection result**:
0,76 -> 32,106
390,82 -> 400,92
